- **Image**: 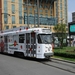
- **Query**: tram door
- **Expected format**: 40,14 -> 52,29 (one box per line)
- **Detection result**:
26,33 -> 36,57
0,37 -> 1,52
4,36 -> 8,52
0,36 -> 4,52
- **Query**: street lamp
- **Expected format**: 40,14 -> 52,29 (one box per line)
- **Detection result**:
0,16 -> 2,31
37,0 -> 40,27
0,21 -> 2,31
26,0 -> 29,28
34,10 -> 36,27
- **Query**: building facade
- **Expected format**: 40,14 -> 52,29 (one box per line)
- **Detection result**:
55,0 -> 68,24
0,0 -> 68,33
72,12 -> 75,22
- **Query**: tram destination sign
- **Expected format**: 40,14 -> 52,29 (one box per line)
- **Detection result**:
69,22 -> 75,35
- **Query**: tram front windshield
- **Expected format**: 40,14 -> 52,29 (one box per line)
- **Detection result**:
37,34 -> 52,44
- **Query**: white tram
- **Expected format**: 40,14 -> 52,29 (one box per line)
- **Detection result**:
0,26 -> 53,59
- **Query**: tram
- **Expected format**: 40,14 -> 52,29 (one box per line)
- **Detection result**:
0,26 -> 53,59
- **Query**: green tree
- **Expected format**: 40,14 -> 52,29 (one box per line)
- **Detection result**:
53,23 -> 67,48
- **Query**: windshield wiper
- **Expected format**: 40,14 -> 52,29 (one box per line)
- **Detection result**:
44,40 -> 49,43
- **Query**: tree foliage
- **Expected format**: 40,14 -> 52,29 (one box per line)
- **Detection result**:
53,23 -> 67,48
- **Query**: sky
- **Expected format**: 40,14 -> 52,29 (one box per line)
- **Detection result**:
68,0 -> 75,22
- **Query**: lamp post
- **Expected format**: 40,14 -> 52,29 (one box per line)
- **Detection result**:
37,0 -> 40,27
0,16 -> 2,31
0,21 -> 2,31
26,0 -> 29,28
34,10 -> 36,27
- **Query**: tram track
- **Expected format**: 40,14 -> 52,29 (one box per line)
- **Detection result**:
39,58 -> 75,74
0,53 -> 75,74
51,58 -> 75,68
51,57 -> 75,64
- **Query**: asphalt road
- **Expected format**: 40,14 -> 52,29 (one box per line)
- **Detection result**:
0,54 -> 75,75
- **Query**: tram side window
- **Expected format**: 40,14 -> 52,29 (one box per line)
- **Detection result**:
26,33 -> 30,43
4,36 -> 8,43
31,34 -> 36,44
19,34 -> 24,43
38,35 -> 42,43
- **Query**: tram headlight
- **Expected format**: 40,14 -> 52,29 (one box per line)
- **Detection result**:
48,47 -> 51,51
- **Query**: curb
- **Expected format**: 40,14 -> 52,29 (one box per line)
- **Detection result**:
51,57 -> 75,64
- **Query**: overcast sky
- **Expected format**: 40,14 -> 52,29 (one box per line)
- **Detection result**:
68,0 -> 75,22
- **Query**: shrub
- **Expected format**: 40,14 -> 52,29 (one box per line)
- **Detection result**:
54,52 -> 75,58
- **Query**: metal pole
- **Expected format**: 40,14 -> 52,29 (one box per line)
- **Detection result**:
27,0 -> 29,27
24,13 -> 25,24
34,10 -> 36,27
37,0 -> 39,27
0,12 -> 2,31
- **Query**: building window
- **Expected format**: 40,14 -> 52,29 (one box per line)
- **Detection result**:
60,3 -> 62,10
4,0 -> 8,24
12,4 -> 15,14
40,14 -> 43,17
29,8 -> 32,11
60,0 -> 62,3
35,9 -> 37,12
60,12 -> 62,18
29,13 -> 32,16
24,15 -> 56,25
40,10 -> 43,13
11,0 -> 15,2
13,26 -> 16,28
45,14 -> 48,17
45,5 -> 48,8
45,10 -> 48,13
24,12 -> 27,24
39,3 -> 42,8
4,14 -> 8,24
6,26 -> 9,29
19,34 -> 24,43
19,16 -> 23,24
24,7 -> 27,11
29,15 -> 34,24
12,16 -> 15,24
19,0 -> 22,24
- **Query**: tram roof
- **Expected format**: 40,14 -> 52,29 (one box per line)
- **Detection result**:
0,28 -> 52,36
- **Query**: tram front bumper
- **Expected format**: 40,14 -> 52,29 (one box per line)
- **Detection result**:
44,53 -> 53,57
